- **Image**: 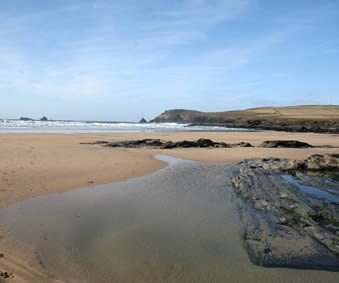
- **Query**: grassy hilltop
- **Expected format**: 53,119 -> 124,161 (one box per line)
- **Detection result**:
151,105 -> 339,133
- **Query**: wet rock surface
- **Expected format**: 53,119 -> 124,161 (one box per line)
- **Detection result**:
231,155 -> 339,270
102,138 -> 254,149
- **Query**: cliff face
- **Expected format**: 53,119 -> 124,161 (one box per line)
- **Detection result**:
150,106 -> 339,134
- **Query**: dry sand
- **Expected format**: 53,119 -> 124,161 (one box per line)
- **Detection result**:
0,131 -> 338,282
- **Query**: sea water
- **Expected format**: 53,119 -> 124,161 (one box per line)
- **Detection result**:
0,157 -> 337,283
0,119 -> 251,134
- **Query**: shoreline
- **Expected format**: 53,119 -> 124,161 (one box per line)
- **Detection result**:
0,131 -> 339,282
1,131 -> 339,208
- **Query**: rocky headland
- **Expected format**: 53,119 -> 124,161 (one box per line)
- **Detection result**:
150,105 -> 339,134
231,154 -> 339,270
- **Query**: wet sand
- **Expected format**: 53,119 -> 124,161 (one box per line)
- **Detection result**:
0,131 -> 338,282
1,157 -> 338,283
1,131 -> 338,208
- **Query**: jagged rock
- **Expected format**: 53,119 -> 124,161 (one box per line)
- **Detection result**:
40,116 -> 48,121
259,140 -> 313,148
139,117 -> 147,123
20,117 -> 33,121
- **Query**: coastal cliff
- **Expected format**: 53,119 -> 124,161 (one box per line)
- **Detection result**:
151,105 -> 339,134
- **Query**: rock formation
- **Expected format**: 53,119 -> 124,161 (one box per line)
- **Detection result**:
102,138 -> 253,149
139,117 -> 147,123
231,155 -> 339,270
150,106 -> 339,134
40,116 -> 48,121
259,140 -> 313,148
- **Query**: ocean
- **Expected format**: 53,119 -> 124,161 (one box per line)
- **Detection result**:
0,119 -> 251,134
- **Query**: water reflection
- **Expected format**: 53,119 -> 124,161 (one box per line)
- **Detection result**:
0,158 -> 338,282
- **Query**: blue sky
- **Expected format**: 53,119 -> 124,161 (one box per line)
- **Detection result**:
1,0 -> 338,121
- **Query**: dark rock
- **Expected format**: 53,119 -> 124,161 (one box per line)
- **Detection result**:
260,140 -> 313,148
20,117 -> 33,121
40,116 -> 48,121
101,138 -> 253,149
235,142 -> 253,147
161,141 -> 175,149
231,157 -> 339,270
80,141 -> 109,145
105,139 -> 164,148
139,117 -> 147,123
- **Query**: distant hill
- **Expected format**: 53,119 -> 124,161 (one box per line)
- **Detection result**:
151,105 -> 339,133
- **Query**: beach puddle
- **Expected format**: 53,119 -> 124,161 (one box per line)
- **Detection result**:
0,156 -> 338,282
282,175 -> 339,203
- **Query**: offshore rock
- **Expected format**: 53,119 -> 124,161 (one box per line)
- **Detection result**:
139,117 -> 147,123
40,116 -> 48,121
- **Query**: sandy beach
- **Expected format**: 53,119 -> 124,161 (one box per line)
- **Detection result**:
1,131 -> 339,208
0,131 -> 339,282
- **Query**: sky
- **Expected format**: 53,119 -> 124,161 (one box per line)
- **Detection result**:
1,0 -> 339,121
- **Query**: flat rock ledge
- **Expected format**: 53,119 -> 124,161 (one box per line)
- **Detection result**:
81,139 -> 337,149
231,154 -> 339,271
259,140 -> 313,148
99,138 -> 254,149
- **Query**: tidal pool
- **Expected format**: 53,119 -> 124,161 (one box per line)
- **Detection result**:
282,175 -> 339,203
0,156 -> 338,283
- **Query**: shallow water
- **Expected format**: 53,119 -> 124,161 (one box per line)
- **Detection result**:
282,175 -> 339,203
0,157 -> 338,282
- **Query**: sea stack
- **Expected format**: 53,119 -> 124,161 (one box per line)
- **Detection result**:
40,116 -> 48,121
139,117 -> 147,123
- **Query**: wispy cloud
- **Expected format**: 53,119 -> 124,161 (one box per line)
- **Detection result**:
0,0 -> 253,99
